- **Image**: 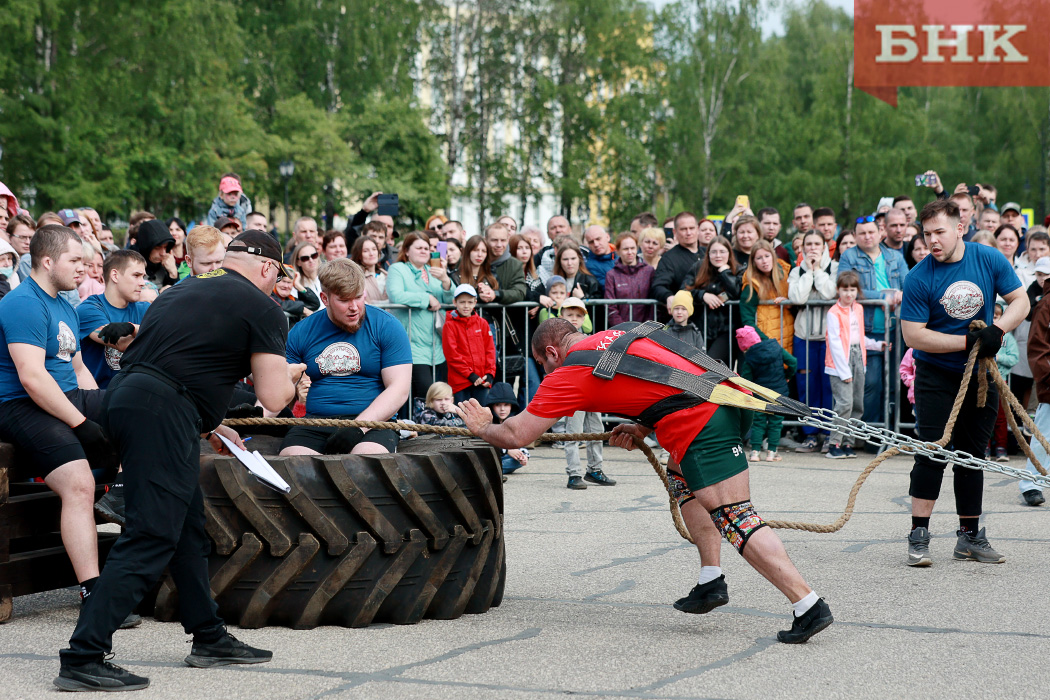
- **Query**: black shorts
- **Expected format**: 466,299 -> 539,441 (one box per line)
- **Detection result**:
280,414 -> 400,455
0,388 -> 106,477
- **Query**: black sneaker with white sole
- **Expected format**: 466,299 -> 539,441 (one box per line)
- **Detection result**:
584,469 -> 616,486
673,575 -> 729,614
185,631 -> 273,668
907,527 -> 932,567
953,527 -> 1005,563
54,659 -> 149,692
777,598 -> 834,644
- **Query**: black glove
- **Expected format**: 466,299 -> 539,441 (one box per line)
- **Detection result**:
98,322 -> 135,345
73,419 -> 119,474
966,324 -> 1004,359
226,403 -> 264,419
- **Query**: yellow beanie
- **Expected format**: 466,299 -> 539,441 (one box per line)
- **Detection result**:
671,290 -> 694,316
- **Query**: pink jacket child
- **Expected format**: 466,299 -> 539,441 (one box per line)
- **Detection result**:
899,348 -> 916,406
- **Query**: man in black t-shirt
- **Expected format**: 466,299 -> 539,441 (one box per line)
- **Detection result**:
57,231 -> 306,692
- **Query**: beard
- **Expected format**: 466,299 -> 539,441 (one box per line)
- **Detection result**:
330,304 -> 366,333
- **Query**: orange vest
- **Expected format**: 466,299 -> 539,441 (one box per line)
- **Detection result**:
825,301 -> 866,371
747,260 -> 795,354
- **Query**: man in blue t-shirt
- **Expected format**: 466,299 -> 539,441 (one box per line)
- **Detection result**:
900,198 -> 1028,567
0,225 -> 121,600
280,258 -> 412,456
77,250 -> 151,389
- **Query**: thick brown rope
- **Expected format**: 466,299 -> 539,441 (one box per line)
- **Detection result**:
223,323 -> 1045,540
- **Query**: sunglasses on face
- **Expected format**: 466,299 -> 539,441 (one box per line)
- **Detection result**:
298,252 -> 320,262
855,216 -> 876,224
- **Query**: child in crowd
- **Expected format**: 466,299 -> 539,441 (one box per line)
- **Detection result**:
485,382 -> 529,475
824,271 -> 887,459
414,382 -> 466,430
664,290 -> 704,348
271,271 -> 319,327
443,283 -> 496,403
559,297 -> 616,489
539,275 -> 593,332
205,173 -> 253,229
899,348 -> 916,408
736,326 -> 795,461
0,239 -> 21,290
989,301 -> 1019,461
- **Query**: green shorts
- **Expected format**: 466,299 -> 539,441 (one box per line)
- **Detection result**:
677,406 -> 753,491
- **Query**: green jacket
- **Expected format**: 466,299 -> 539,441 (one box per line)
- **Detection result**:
490,252 -> 527,304
386,262 -> 454,365
997,330 -> 1019,378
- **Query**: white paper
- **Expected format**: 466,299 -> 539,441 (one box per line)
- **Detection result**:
217,434 -> 291,493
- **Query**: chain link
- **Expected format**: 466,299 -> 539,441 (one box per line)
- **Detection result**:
802,407 -> 1050,488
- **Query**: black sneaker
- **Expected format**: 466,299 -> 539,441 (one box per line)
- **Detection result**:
567,476 -> 587,490
953,527 -> 1005,563
54,659 -> 149,692
777,598 -> 834,644
673,575 -> 729,614
907,527 -> 932,567
1022,489 -> 1045,507
584,469 -> 617,486
843,445 -> 856,458
94,485 -> 126,526
185,631 -> 273,668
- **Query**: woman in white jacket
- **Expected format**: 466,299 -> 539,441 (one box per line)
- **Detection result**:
787,231 -> 838,452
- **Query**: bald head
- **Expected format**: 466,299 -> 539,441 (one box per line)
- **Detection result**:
583,225 -> 610,256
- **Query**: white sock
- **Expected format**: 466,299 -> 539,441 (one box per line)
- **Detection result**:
698,566 -> 722,585
792,591 -> 819,617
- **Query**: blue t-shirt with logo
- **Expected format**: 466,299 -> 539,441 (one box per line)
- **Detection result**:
0,276 -> 81,402
901,242 -> 1021,372
286,305 -> 412,416
76,293 -> 151,389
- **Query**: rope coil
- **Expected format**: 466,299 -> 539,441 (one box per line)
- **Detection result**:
223,320 -> 1047,543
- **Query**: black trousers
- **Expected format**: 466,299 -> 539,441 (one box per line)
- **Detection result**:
909,359 -> 996,515
61,370 -> 224,665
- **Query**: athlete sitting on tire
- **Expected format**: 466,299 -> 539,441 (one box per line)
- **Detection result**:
280,258 -> 413,456
457,317 -> 834,644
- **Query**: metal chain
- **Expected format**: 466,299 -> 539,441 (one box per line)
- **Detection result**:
802,407 -> 1050,488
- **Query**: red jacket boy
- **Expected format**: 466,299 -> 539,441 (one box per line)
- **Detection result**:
443,284 -> 496,394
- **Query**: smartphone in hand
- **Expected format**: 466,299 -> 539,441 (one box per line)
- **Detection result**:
377,193 -> 399,218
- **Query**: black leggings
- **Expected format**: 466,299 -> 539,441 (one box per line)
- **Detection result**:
909,359 -> 995,515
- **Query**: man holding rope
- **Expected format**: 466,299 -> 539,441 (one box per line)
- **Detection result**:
457,317 -> 834,643
901,199 -> 1028,566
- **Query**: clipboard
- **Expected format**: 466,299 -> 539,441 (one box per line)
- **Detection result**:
216,434 -> 291,493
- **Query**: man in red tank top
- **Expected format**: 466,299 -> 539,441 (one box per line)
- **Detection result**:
457,318 -> 833,644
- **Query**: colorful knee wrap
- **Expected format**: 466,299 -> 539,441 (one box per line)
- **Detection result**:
666,469 -> 695,508
710,500 -> 768,554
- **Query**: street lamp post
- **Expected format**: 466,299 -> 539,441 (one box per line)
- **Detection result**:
279,160 -> 295,242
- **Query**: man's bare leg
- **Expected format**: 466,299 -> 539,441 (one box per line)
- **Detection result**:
680,497 -> 722,567
44,460 -> 99,582
279,446 -> 321,456
911,496 -> 935,518
695,469 -> 811,603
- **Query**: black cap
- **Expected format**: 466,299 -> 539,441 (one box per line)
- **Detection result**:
214,216 -> 242,231
227,230 -> 294,279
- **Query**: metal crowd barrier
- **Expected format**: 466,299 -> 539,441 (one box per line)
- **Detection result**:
369,296 -> 906,439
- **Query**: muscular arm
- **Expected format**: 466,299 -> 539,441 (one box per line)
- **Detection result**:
354,364 -> 411,425
458,400 -> 558,449
997,287 -> 1030,333
901,320 -> 966,354
250,352 -> 299,412
8,343 -> 86,427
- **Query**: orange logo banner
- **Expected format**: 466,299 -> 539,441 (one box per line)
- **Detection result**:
855,0 -> 1050,106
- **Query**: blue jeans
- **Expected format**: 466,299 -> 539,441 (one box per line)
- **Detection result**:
502,453 -> 524,474
517,358 -> 542,409
794,336 -> 832,436
1020,402 -> 1050,494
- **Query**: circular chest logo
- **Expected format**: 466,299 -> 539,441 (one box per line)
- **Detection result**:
314,342 -> 361,376
939,280 -> 984,320
56,321 -> 77,362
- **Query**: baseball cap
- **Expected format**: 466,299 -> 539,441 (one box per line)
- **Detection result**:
227,230 -> 294,280
560,297 -> 587,313
1035,257 -> 1050,275
1002,202 -> 1022,215
214,216 -> 242,231
219,176 -> 242,194
58,209 -> 82,226
453,283 -> 477,298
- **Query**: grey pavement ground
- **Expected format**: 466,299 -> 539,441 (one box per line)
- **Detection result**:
4,442 -> 1049,700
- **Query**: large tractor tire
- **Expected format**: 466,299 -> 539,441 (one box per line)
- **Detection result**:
152,437 -> 505,629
